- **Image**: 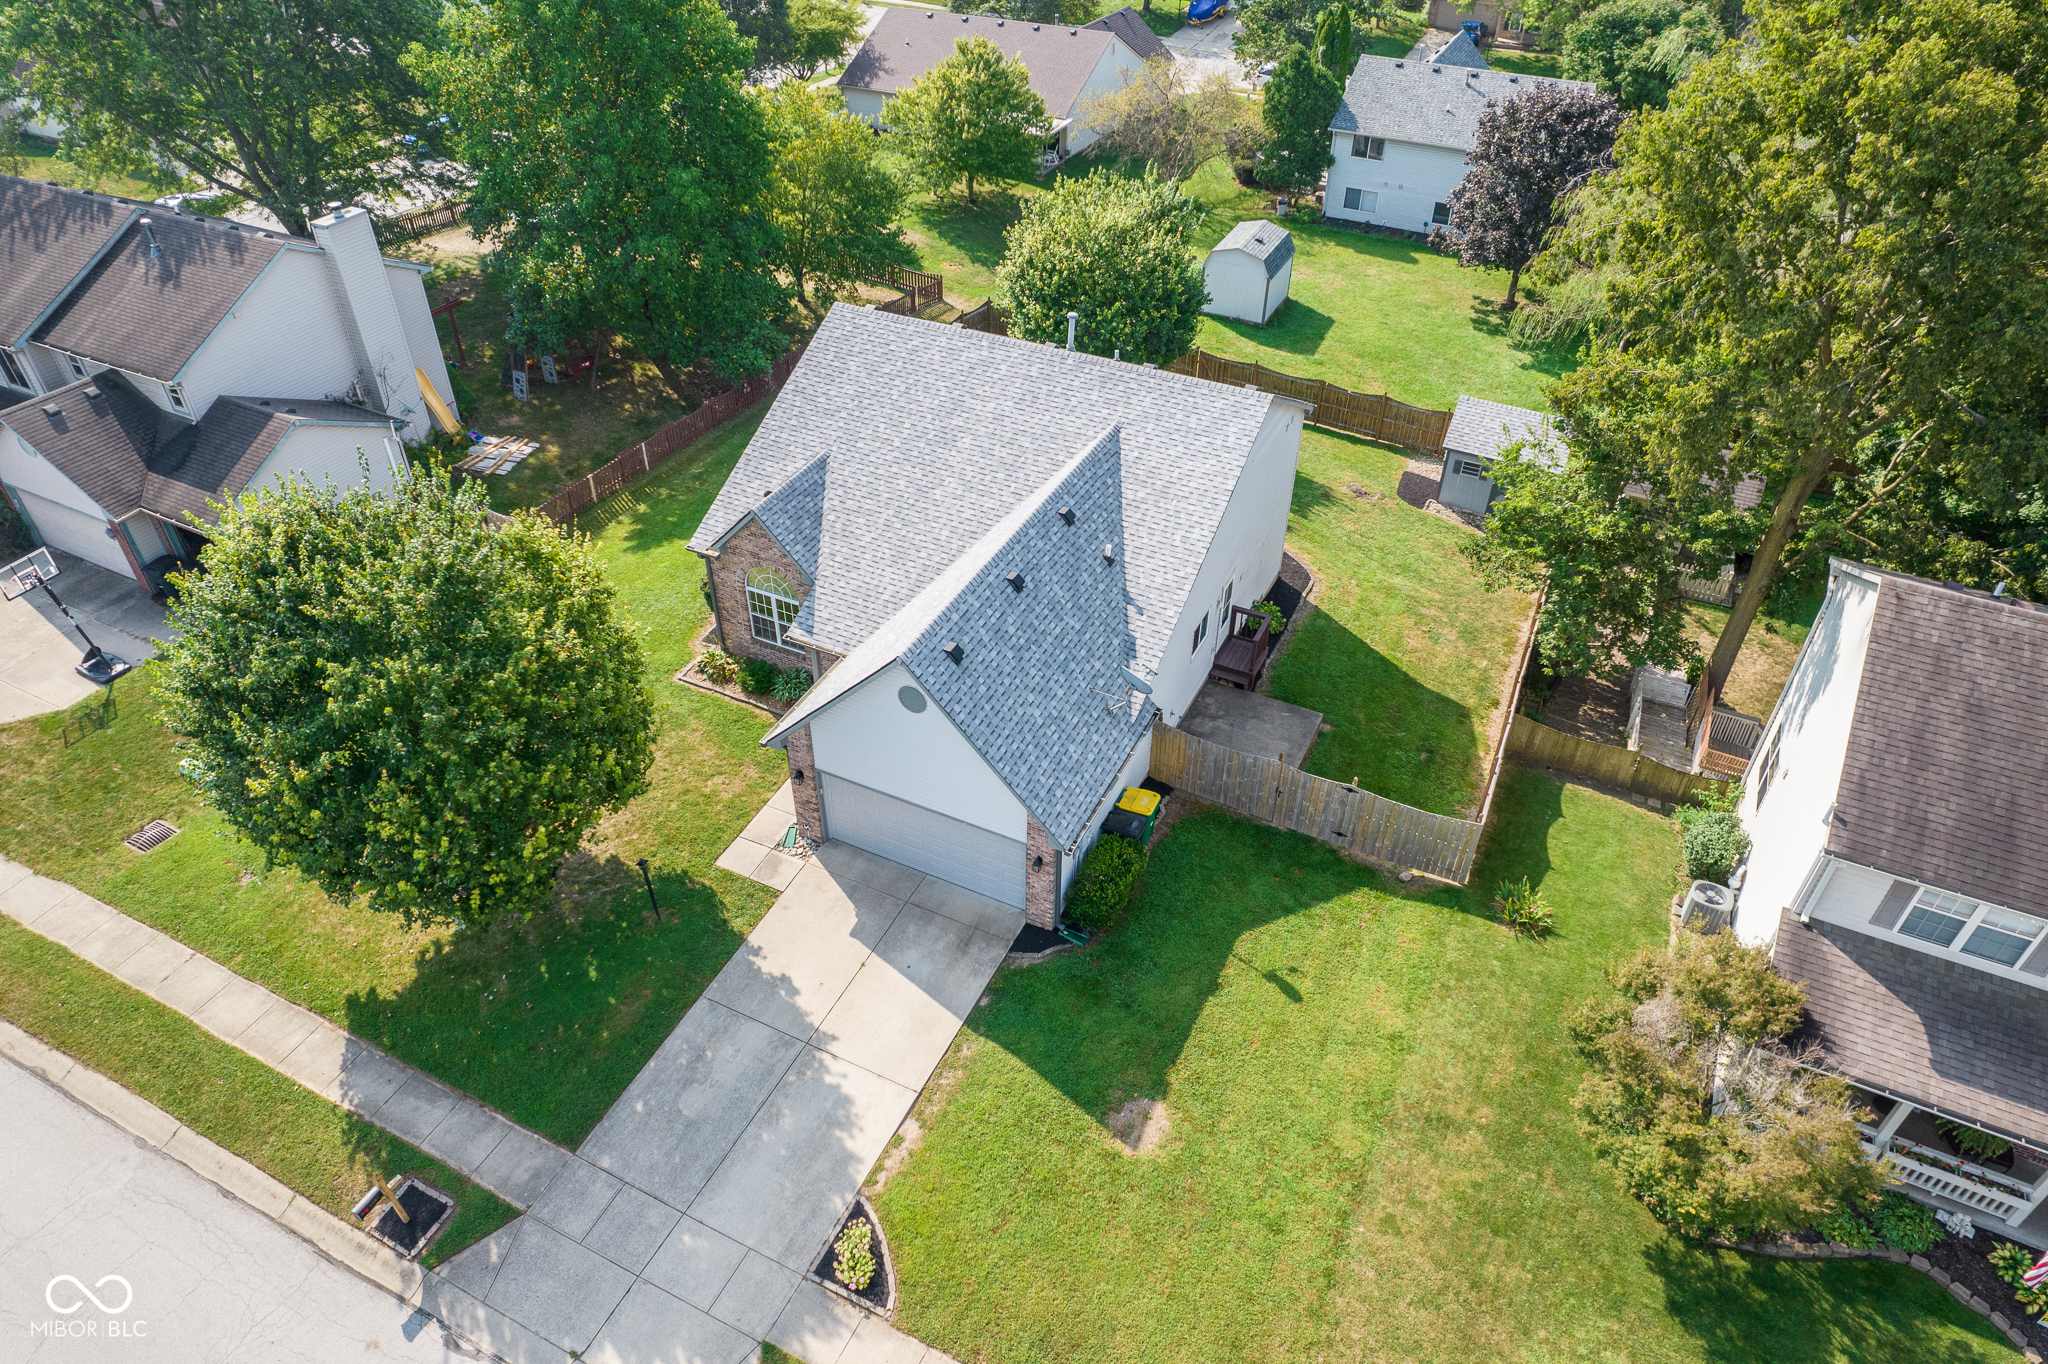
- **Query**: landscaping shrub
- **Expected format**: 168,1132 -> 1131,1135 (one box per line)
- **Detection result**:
738,657 -> 780,695
1816,1206 -> 1879,1249
1245,599 -> 1285,638
1937,1118 -> 2014,1163
1495,876 -> 1556,936
698,648 -> 739,686
1064,834 -> 1146,930
1866,1191 -> 1943,1252
1674,789 -> 1749,883
834,1219 -> 877,1291
772,666 -> 813,704
1990,1241 -> 2048,1317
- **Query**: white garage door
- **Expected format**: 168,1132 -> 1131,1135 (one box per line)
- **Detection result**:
12,488 -> 129,576
820,772 -> 1026,908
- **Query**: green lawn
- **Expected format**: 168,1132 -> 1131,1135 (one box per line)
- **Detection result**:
0,913 -> 517,1267
1269,427 -> 1531,817
870,771 -> 2019,1363
0,408 -> 784,1148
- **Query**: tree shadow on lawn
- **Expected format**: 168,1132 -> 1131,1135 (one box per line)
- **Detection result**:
1463,294 -> 1578,384
339,859 -> 752,1148
1640,1237 -> 2019,1363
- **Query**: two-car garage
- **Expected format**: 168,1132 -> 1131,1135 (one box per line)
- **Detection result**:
818,772 -> 1027,908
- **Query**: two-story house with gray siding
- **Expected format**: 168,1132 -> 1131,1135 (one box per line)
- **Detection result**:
1324,50 -> 1592,235
0,175 -> 458,589
1728,560 -> 2048,1247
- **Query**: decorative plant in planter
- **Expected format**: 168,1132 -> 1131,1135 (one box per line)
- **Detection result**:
1937,1118 -> 2016,1167
833,1218 -> 877,1292
699,648 -> 739,686
1494,877 -> 1555,936
1243,599 -> 1284,638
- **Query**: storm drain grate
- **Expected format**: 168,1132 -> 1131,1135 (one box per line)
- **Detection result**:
123,820 -> 179,853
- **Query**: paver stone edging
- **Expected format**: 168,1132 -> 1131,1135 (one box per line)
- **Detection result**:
1712,1234 -> 2045,1358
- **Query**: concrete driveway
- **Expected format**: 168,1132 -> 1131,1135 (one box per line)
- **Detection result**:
0,1056 -> 468,1363
1164,10 -> 1252,88
0,549 -> 170,722
430,842 -> 1020,1363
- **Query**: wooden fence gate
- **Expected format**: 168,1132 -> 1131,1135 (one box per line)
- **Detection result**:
1150,724 -> 1483,883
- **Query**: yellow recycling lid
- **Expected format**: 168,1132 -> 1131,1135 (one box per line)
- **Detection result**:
1116,787 -> 1161,817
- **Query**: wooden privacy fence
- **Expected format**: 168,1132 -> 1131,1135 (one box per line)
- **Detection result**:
530,345 -> 805,524
870,265 -> 944,315
955,298 -> 1008,336
1165,349 -> 1453,454
377,200 -> 468,242
1506,713 -> 1724,806
1150,724 -> 1484,884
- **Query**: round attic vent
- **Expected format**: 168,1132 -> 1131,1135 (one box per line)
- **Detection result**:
898,685 -> 928,713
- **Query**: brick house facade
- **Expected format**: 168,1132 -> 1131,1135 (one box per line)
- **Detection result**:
784,724 -> 825,844
703,518 -> 818,669
1024,814 -> 1057,929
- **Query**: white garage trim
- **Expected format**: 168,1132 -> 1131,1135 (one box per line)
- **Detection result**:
11,488 -> 130,576
820,771 -> 1027,908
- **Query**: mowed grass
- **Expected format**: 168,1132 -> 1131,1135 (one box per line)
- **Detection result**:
1268,427 -> 1532,816
0,914 -> 517,1267
0,408 -> 784,1147
871,771 -> 2019,1363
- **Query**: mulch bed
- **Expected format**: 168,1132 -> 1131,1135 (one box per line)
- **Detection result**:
814,1198 -> 893,1313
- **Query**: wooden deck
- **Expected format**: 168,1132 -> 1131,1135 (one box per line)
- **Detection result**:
1207,606 -> 1271,688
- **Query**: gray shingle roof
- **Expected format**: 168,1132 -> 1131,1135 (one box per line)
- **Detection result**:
742,452 -> 827,582
0,375 -> 390,522
36,207 -> 289,380
838,8 -> 1116,115
1827,567 -> 2048,916
768,426 -> 1153,850
1429,31 -> 1490,69
1212,220 -> 1294,278
1773,907 -> 2048,1147
0,177 -> 137,350
689,304 -> 1280,670
1331,56 -> 1594,151
1443,395 -> 1564,467
1083,6 -> 1168,62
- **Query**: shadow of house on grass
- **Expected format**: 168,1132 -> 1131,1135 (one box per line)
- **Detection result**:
1640,1237 -> 2019,1364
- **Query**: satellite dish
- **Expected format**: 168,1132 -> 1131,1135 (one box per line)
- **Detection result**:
1119,667 -> 1153,695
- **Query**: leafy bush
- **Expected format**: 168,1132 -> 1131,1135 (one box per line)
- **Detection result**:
1937,1118 -> 2014,1163
1495,876 -> 1556,936
699,648 -> 739,686
772,666 -> 813,704
1866,1191 -> 1943,1252
1816,1206 -> 1879,1249
1064,834 -> 1146,930
833,1218 -> 876,1291
1244,599 -> 1285,638
738,657 -> 780,695
1675,810 -> 1749,883
1991,1240 -> 2036,1286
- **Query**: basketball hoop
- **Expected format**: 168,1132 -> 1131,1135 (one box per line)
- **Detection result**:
2,547 -> 58,602
2,548 -> 131,683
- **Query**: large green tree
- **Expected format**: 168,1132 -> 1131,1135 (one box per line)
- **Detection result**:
414,0 -> 790,385
784,0 -> 865,78
1561,0 -> 1721,110
1516,0 -> 2048,696
994,169 -> 1206,365
1258,44 -> 1340,193
6,0 -> 442,235
763,84 -> 911,311
156,469 -> 655,925
1313,0 -> 1353,79
887,35 -> 1047,205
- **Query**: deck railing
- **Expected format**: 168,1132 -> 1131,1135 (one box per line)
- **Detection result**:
1882,1137 -> 2038,1225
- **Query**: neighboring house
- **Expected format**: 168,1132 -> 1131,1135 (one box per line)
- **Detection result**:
5,58 -> 65,140
688,305 -> 1307,925
1324,54 -> 1593,234
837,8 -> 1150,159
1436,395 -> 1564,513
0,176 -> 456,442
1426,29 -> 1491,69
1202,220 -> 1294,326
1083,6 -> 1170,62
0,370 -> 403,588
0,175 -> 456,588
1425,0 -> 1525,42
1727,560 -> 2048,1245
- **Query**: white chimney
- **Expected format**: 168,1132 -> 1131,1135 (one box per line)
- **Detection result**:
309,206 -> 430,439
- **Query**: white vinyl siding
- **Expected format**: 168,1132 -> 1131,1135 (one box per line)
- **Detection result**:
174,247 -> 369,419
244,422 -> 407,500
14,489 -> 129,575
820,773 -> 1026,907
1066,38 -> 1147,154
1322,134 -> 1472,233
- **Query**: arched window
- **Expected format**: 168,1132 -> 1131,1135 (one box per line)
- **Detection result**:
746,567 -> 800,648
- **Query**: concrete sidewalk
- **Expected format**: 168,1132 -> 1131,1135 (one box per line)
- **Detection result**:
434,839 -> 1018,1364
0,856 -> 572,1210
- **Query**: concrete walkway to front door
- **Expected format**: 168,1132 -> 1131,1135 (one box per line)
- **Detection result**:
432,837 -> 1021,1363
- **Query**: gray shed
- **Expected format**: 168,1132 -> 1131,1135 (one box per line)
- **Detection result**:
1202,220 -> 1294,326
1438,395 -> 1565,513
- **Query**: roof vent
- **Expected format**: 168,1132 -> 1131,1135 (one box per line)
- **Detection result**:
1433,65 -> 1442,72
1395,60 -> 1404,67
41,403 -> 60,418
1103,541 -> 1116,563
82,385 -> 101,400
1509,74 -> 1519,82
996,17 -> 1003,22
1058,505 -> 1075,525
1006,571 -> 1025,593
943,640 -> 964,664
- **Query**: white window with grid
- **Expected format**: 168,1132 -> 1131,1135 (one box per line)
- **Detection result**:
1962,905 -> 2044,967
1897,887 -> 1977,948
746,567 -> 800,649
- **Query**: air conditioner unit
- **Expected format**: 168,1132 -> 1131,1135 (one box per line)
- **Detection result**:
1681,880 -> 1732,934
